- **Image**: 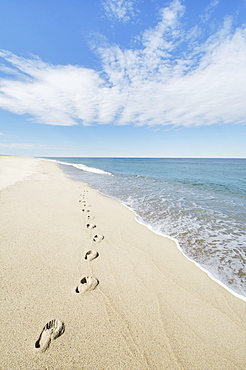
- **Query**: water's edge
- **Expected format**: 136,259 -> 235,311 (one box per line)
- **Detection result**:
57,160 -> 246,302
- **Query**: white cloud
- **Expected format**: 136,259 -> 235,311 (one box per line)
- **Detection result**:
102,0 -> 135,22
0,0 -> 246,128
0,51 -> 104,126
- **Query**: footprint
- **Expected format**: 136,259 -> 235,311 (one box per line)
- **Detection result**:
35,319 -> 65,353
75,276 -> 99,293
92,234 -> 104,243
82,209 -> 90,213
87,215 -> 95,220
85,250 -> 99,261
86,223 -> 96,229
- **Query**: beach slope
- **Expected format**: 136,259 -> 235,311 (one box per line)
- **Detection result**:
1,156 -> 245,369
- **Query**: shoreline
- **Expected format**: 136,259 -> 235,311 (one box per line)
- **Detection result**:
133,215 -> 246,303
58,162 -> 246,303
1,156 -> 246,369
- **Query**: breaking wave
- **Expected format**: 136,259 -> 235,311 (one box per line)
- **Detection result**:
44,158 -> 112,175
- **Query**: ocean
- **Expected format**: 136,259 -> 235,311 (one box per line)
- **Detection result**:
44,157 -> 246,299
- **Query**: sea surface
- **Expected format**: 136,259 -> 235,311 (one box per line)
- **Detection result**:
44,157 -> 246,299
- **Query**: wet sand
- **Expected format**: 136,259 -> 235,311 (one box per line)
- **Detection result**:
1,156 -> 246,369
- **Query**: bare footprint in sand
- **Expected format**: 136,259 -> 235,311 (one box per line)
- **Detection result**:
92,234 -> 104,243
75,276 -> 99,293
35,319 -> 65,353
86,223 -> 96,229
85,250 -> 99,261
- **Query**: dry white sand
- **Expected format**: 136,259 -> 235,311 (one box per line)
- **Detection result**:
1,156 -> 246,369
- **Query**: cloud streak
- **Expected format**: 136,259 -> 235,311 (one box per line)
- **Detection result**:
201,0 -> 220,23
0,142 -> 63,150
0,1 -> 246,128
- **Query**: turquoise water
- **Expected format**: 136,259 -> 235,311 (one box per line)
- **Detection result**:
44,157 -> 246,298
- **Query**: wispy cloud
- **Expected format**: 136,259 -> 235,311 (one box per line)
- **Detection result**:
201,0 -> 220,23
102,0 -> 136,23
0,0 -> 245,128
0,142 -> 64,150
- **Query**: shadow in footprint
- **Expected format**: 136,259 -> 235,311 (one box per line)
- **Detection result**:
92,234 -> 104,243
85,250 -> 99,261
75,276 -> 99,293
86,223 -> 96,229
82,209 -> 90,213
35,319 -> 65,353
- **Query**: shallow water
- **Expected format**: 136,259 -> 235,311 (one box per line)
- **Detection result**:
44,157 -> 246,298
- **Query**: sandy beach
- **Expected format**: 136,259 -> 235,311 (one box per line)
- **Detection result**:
1,156 -> 246,369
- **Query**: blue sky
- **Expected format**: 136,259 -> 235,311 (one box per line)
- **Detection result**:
0,0 -> 245,157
